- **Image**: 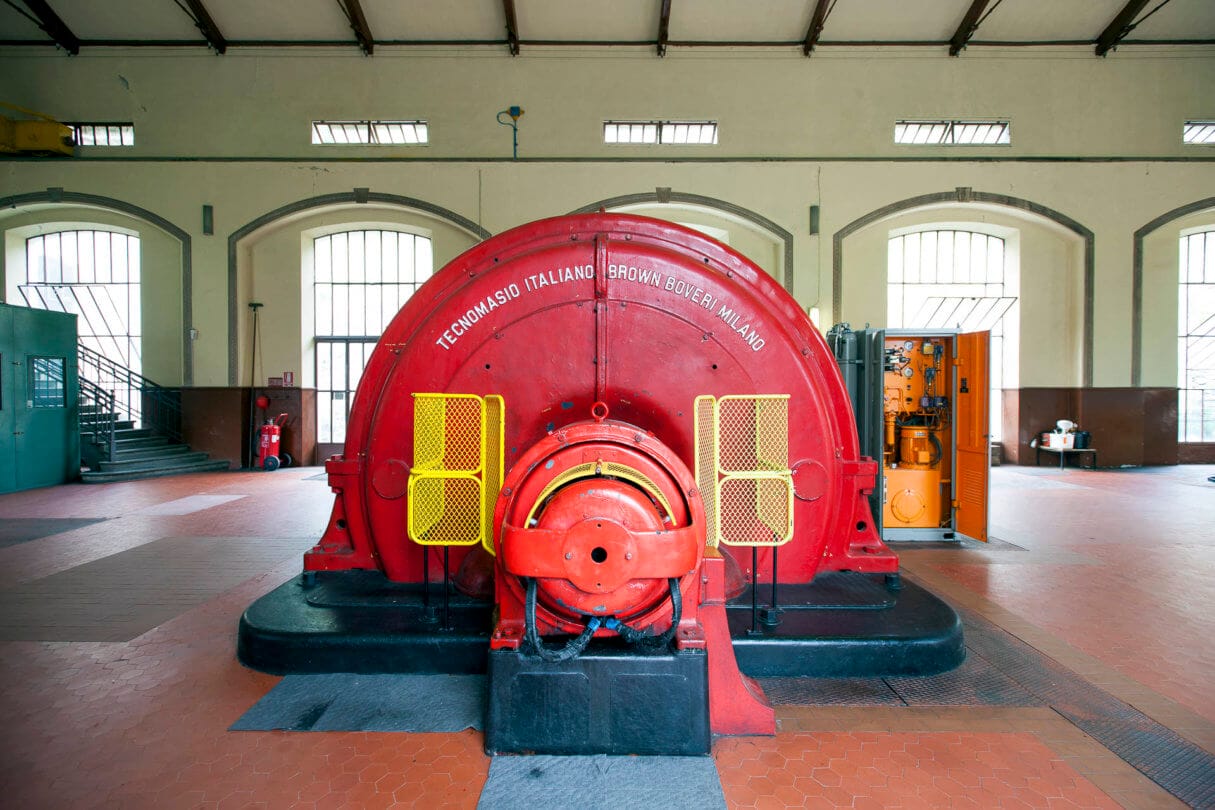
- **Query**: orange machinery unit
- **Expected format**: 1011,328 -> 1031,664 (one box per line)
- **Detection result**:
828,326 -> 990,542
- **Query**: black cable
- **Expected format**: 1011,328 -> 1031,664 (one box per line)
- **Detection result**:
522,577 -> 683,661
929,432 -> 944,466
606,578 -> 682,652
523,577 -> 600,663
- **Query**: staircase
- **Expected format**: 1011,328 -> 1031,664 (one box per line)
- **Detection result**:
78,347 -> 230,483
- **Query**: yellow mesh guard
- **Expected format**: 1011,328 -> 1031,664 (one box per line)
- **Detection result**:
696,395 -> 794,547
408,393 -> 504,548
524,462 -> 675,525
481,395 -> 505,555
694,395 -> 720,547
408,474 -> 482,546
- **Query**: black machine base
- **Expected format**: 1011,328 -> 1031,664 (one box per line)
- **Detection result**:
727,572 -> 964,677
237,570 -> 493,675
485,647 -> 710,756
238,570 -> 962,678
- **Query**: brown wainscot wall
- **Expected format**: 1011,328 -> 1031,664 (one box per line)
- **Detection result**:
1003,388 -> 1183,468
181,387 -> 317,468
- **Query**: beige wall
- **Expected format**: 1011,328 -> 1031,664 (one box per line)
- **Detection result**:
1,46 -> 1213,388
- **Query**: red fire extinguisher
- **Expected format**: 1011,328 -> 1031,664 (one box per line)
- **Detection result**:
258,413 -> 291,471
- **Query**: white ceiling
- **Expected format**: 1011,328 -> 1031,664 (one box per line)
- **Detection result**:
1,0 -> 1212,54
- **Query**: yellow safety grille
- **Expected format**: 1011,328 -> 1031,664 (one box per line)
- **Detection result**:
413,394 -> 483,473
695,396 -> 720,547
481,395 -> 504,554
694,395 -> 794,547
407,393 -> 505,548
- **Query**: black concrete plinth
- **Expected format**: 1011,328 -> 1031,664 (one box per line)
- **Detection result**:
238,570 -> 963,679
237,571 -> 493,675
728,573 -> 964,677
484,647 -> 710,756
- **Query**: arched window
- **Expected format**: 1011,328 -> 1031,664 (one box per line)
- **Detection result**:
21,229 -> 141,374
313,229 -> 432,443
888,229 -> 1018,441
1179,230 -> 1215,442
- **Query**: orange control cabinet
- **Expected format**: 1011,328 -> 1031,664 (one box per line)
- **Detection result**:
829,327 -> 990,543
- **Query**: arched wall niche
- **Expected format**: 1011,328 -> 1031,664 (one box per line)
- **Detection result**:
833,189 -> 1094,388
0,191 -> 190,385
1134,197 -> 1215,388
227,192 -> 489,385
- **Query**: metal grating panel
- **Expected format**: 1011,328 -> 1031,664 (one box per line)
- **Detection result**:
408,475 -> 482,547
759,677 -> 903,706
481,395 -> 505,555
408,394 -> 497,548
885,650 -> 1043,707
711,395 -> 794,547
694,395 -> 718,547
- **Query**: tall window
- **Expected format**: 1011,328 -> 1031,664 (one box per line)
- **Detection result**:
314,230 -> 432,443
22,230 -> 141,374
1179,230 -> 1215,442
888,230 -> 1018,440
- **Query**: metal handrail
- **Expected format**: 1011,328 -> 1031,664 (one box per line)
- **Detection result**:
78,377 -> 117,462
77,344 -> 181,442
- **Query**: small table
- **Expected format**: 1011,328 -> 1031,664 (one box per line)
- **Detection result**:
1035,446 -> 1098,470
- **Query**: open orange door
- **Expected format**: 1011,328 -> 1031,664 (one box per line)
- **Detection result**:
954,331 -> 990,542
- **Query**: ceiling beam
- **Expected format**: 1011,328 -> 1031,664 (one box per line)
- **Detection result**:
180,0 -> 227,54
336,0 -> 374,55
802,0 -> 832,56
1095,0 -> 1152,56
503,0 -> 520,55
657,0 -> 671,57
948,0 -> 992,56
19,0 -> 80,54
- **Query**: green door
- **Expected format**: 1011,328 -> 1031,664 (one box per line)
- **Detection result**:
0,303 -> 78,493
0,306 -> 15,492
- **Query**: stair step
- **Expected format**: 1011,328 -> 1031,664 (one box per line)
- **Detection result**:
113,436 -> 170,450
82,427 -> 150,441
81,459 -> 231,484
112,444 -> 193,461
80,420 -> 135,431
98,451 -> 211,473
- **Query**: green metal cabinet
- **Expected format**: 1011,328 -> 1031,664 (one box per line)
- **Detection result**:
0,303 -> 79,494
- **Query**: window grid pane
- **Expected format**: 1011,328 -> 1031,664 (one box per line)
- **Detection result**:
895,119 -> 1010,146
312,120 -> 429,146
1179,230 -> 1215,442
1183,121 -> 1215,145
314,230 -> 433,443
888,230 -> 1014,441
71,123 -> 135,147
22,231 -> 142,417
604,120 -> 717,145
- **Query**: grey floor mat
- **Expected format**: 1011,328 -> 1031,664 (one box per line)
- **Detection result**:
231,673 -> 485,732
477,755 -> 726,810
0,517 -> 107,548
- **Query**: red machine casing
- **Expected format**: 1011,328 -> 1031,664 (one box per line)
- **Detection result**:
307,213 -> 895,583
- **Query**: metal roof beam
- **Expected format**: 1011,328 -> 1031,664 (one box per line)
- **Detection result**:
1095,0 -> 1152,56
503,0 -> 520,55
19,0 -> 80,54
657,0 -> 671,57
180,0 -> 227,54
336,0 -> 374,55
949,0 -> 992,56
802,0 -> 832,56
